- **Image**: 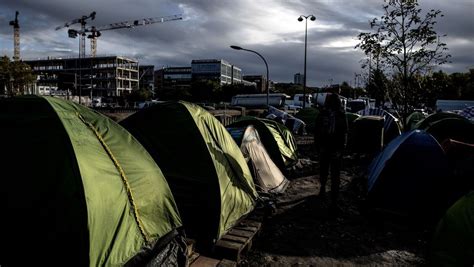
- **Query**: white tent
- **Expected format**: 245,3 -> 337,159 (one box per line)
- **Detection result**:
228,125 -> 289,193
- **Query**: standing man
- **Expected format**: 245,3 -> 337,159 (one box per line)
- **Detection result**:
314,93 -> 348,210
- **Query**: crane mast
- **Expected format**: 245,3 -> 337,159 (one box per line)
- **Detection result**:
9,11 -> 20,61
87,29 -> 101,58
56,11 -> 96,59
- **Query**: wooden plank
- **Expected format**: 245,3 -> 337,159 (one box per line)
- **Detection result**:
239,220 -> 262,228
228,229 -> 255,238
233,225 -> 259,232
190,256 -> 220,267
221,234 -> 248,243
214,239 -> 242,262
217,259 -> 237,267
212,212 -> 264,263
215,239 -> 243,251
188,252 -> 200,265
242,239 -> 253,253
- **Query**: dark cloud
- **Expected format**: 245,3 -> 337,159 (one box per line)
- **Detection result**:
0,0 -> 472,86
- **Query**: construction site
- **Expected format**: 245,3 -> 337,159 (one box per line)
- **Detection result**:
1,10 -> 182,100
25,56 -> 140,97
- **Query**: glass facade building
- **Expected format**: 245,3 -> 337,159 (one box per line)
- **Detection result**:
191,59 -> 242,85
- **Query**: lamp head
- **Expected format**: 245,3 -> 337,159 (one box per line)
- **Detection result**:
298,16 -> 303,22
310,15 -> 316,21
230,45 -> 243,50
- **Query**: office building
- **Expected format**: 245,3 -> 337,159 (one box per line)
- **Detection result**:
294,73 -> 304,85
191,59 -> 242,85
243,75 -> 267,93
161,67 -> 192,90
139,65 -> 155,92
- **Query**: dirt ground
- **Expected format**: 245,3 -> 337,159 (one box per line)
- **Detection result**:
241,143 -> 432,266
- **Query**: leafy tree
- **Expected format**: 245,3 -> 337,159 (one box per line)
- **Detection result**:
369,69 -> 390,107
449,72 -> 470,99
339,81 -> 352,98
409,69 -> 474,110
464,69 -> 474,100
422,70 -> 453,107
190,79 -> 221,103
220,83 -> 258,102
356,0 -> 450,118
125,88 -> 153,103
0,56 -> 35,95
157,87 -> 192,101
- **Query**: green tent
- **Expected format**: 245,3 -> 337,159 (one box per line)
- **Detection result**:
406,111 -> 426,131
228,116 -> 298,170
120,101 -> 258,250
424,117 -> 474,144
415,112 -> 466,130
295,107 -> 319,134
431,191 -> 474,266
0,96 -> 184,266
345,112 -> 361,129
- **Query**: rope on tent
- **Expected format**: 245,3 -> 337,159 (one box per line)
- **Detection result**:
76,112 -> 150,244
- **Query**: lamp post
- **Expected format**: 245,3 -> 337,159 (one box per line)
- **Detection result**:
230,45 -> 269,109
298,15 -> 316,108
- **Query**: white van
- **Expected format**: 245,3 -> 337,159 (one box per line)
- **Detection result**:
286,94 -> 312,108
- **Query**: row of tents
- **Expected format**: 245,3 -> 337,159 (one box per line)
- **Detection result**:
360,110 -> 474,265
295,104 -> 473,264
0,96 -> 298,266
270,103 -> 474,265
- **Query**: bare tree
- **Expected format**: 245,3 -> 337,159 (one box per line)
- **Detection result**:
356,0 -> 450,119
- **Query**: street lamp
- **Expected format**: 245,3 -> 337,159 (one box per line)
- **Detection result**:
298,14 -> 316,108
230,45 -> 270,109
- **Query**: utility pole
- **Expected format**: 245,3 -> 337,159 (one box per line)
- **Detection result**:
298,15 -> 316,108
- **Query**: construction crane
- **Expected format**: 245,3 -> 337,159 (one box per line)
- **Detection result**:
9,11 -> 20,61
55,11 -> 96,59
67,14 -> 182,57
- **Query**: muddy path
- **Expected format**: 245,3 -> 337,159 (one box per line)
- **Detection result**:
241,142 -> 432,266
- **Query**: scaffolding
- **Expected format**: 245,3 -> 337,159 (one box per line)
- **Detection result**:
25,56 -> 139,97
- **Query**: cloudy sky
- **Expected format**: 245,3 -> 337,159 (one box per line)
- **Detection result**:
0,0 -> 472,87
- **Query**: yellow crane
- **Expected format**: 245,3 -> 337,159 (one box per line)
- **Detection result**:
58,13 -> 182,58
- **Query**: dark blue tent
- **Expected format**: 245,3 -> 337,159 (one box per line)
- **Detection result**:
368,130 -> 452,220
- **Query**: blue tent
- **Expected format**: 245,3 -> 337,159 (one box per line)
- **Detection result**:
368,130 -> 452,219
